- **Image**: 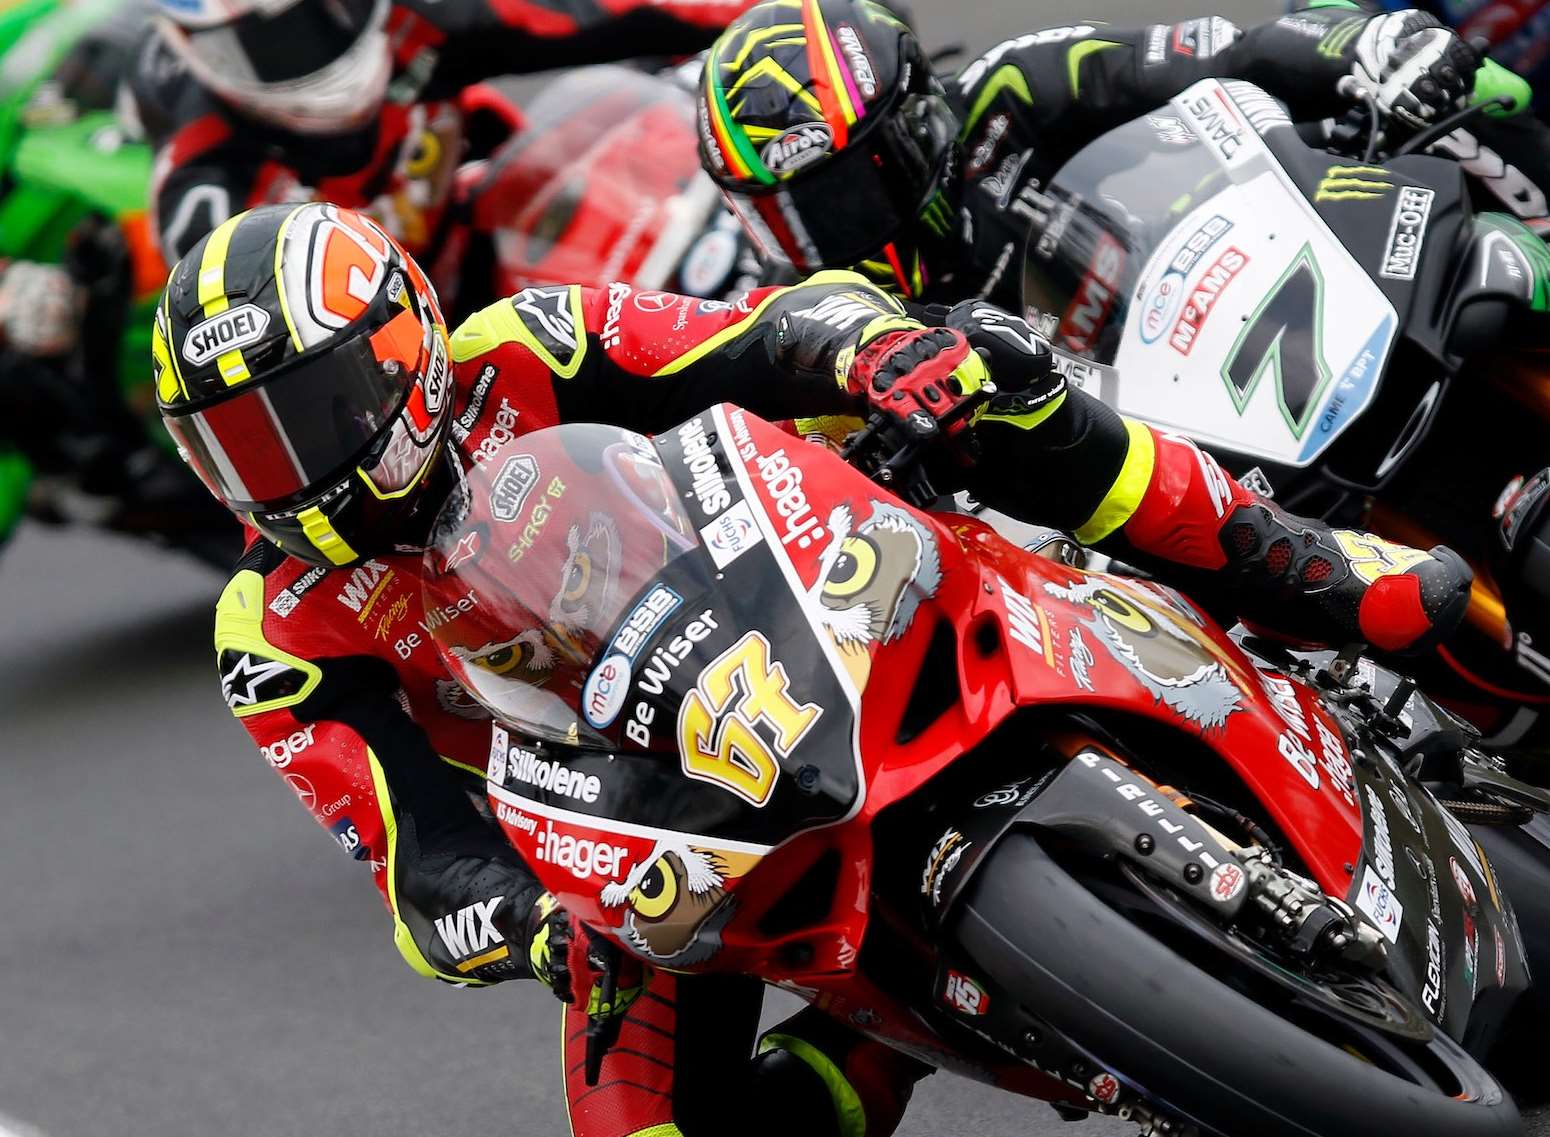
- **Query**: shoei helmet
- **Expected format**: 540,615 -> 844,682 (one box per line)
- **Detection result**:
697,0 -> 958,297
154,202 -> 452,568
154,0 -> 391,134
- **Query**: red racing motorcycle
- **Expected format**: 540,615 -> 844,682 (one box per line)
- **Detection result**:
454,64 -> 754,305
423,406 -> 1547,1136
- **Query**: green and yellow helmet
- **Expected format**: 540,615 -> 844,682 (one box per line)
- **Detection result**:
697,0 -> 958,297
153,202 -> 452,568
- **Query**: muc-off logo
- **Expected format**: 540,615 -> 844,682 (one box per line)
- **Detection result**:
182,304 -> 271,366
1380,186 -> 1435,281
762,122 -> 832,176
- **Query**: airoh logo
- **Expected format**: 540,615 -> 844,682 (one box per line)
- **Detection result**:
762,122 -> 833,175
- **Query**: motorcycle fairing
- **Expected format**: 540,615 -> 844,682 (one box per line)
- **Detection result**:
489,412 -> 1375,978
1346,756 -> 1530,1039
468,65 -> 726,294
1111,81 -> 1401,468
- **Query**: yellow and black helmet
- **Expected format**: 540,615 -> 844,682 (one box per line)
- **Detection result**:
154,202 -> 452,568
697,0 -> 957,294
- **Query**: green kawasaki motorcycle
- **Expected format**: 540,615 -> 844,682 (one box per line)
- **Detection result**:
0,0 -> 239,567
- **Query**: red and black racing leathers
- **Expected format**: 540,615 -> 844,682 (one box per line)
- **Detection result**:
212,272 -> 1468,1137
922,6 -> 1550,313
128,0 -> 753,267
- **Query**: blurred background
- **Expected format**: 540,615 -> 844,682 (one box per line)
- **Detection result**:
11,0 -> 1488,1134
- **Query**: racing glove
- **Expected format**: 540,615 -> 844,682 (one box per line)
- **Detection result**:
845,323 -> 991,443
527,892 -> 646,1022
1352,11 -> 1480,131
0,260 -> 82,358
841,303 -> 1064,442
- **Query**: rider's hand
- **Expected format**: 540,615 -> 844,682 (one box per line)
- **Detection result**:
932,301 -> 1073,427
843,323 -> 990,443
527,892 -> 645,1020
0,260 -> 82,358
1352,11 -> 1479,131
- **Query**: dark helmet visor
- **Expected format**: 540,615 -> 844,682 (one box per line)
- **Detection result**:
716,91 -> 956,272
189,0 -> 381,83
163,302 -> 431,512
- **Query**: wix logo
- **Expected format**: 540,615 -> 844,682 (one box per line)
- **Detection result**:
433,896 -> 504,960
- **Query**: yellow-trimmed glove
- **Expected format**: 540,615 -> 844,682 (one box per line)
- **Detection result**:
526,892 -> 645,1020
843,320 -> 991,443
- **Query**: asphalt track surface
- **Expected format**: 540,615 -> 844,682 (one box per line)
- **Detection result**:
6,2 -> 1549,1135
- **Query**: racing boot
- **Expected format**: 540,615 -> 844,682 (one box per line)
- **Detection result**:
1120,430 -> 1472,655
752,1006 -> 934,1137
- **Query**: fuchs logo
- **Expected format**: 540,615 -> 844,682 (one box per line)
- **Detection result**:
182,304 -> 271,366
490,454 -> 539,522
762,122 -> 833,175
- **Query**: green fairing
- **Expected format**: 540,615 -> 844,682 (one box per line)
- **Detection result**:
0,0 -> 161,437
1477,213 -> 1550,313
0,445 -> 30,544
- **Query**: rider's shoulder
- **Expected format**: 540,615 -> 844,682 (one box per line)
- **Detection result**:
126,30 -> 228,146
213,539 -> 386,666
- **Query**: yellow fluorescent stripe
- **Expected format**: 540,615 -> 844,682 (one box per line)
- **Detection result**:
217,349 -> 252,384
1075,417 -> 1157,546
725,20 -> 805,69
297,506 -> 359,566
962,65 -> 1033,139
197,213 -> 254,383
440,754 -> 487,779
455,943 -> 510,973
197,214 -> 244,316
626,1127 -> 686,1137
729,56 -> 823,115
981,390 -> 1067,432
1067,40 -> 1122,97
152,308 -> 186,402
653,270 -> 875,377
810,0 -> 859,125
273,204 -> 308,352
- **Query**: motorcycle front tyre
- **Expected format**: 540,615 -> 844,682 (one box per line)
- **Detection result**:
953,833 -> 1521,1137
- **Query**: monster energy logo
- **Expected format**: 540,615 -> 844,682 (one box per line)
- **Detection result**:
919,191 -> 954,236
1317,17 -> 1364,60
1314,165 -> 1393,203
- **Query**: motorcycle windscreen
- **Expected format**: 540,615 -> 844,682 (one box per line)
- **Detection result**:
1034,82 -> 1400,468
422,422 -> 862,850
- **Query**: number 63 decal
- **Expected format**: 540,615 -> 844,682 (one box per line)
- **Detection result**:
678,631 -> 823,807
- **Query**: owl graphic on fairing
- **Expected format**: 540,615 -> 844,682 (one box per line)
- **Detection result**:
809,502 -> 942,688
599,839 -> 761,965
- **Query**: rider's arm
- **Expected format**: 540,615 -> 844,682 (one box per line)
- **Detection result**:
147,138 -> 291,265
214,540 -> 543,985
404,0 -> 753,98
448,274 -> 886,434
956,8 -> 1387,171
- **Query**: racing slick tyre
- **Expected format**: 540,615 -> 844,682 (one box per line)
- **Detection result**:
953,832 -> 1521,1137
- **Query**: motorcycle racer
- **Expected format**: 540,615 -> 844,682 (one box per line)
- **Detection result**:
154,203 -> 1469,1137
127,0 -> 759,271
695,0 -> 1550,309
